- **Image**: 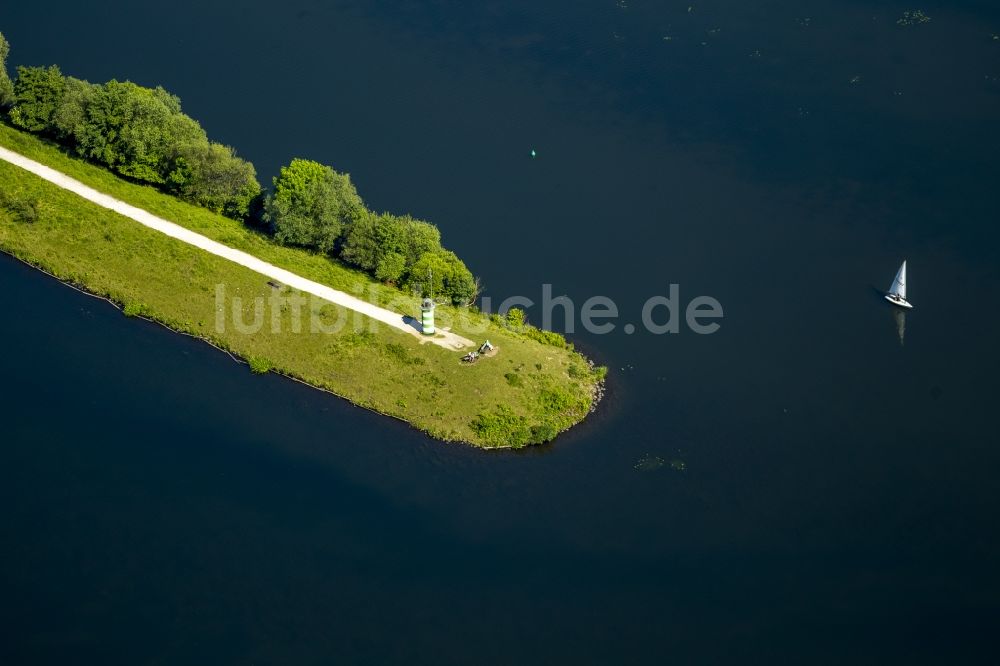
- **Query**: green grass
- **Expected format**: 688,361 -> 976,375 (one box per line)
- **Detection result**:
0,122 -> 604,448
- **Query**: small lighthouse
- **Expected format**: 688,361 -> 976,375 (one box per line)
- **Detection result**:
420,298 -> 435,335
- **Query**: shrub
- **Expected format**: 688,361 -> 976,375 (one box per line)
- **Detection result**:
384,342 -> 425,365
247,355 -> 272,374
470,405 -> 533,447
337,330 -> 377,352
470,409 -> 559,447
530,423 -> 559,444
347,331 -> 377,346
504,372 -> 524,387
122,301 -> 148,317
569,363 -> 607,382
505,307 -> 526,329
497,307 -> 569,348
0,191 -> 40,223
539,387 -> 585,415
424,373 -> 446,388
522,325 -> 568,348
10,198 -> 39,223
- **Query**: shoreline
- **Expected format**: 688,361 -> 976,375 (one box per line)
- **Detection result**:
2,248 -> 589,450
0,125 -> 605,449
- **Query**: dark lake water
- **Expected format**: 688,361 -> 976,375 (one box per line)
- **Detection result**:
3,1 -> 1000,663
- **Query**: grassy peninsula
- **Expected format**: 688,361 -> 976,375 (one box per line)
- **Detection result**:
0,32 -> 604,447
0,122 -> 604,448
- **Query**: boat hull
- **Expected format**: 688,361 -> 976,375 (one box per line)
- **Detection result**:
885,294 -> 913,309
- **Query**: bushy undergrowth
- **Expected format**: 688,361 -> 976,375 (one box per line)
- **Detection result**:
0,189 -> 39,223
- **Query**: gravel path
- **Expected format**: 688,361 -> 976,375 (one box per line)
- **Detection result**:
0,145 -> 472,350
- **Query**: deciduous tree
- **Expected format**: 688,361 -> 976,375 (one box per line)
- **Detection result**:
265,159 -> 365,253
0,32 -> 13,107
168,141 -> 260,218
9,65 -> 65,132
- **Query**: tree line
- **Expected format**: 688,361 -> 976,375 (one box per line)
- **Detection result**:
262,159 -> 477,304
0,32 -> 477,305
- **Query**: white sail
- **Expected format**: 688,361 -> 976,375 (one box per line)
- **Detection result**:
889,261 -> 907,300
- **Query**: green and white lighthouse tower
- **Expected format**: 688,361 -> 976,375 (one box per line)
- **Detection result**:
420,298 -> 435,335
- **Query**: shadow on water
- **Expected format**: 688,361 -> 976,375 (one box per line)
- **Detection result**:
892,307 -> 906,347
869,284 -> 906,346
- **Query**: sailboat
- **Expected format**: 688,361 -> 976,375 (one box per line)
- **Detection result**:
885,260 -> 913,309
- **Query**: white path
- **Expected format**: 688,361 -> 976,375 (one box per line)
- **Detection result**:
0,145 -> 472,350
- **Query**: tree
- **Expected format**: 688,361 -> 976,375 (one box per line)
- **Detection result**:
167,141 -> 261,219
0,50 -> 481,302
76,80 -> 207,184
340,210 -> 383,271
9,65 -> 66,132
407,249 -> 477,304
51,76 -> 99,144
4,61 -> 261,221
341,211 -> 444,277
375,251 -> 406,283
265,159 -> 365,253
342,211 -> 403,272
399,215 -> 441,265
438,250 -> 478,304
407,250 -> 448,298
0,32 -> 13,108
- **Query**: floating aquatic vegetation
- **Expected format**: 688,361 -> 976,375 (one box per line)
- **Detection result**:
796,17 -> 812,28
634,454 -> 687,472
897,10 -> 930,26
849,75 -> 862,84
634,454 -> 666,472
